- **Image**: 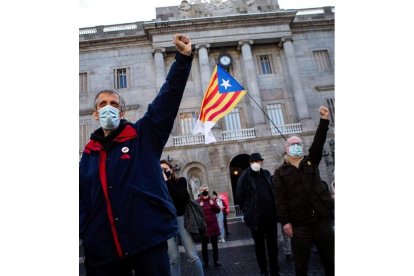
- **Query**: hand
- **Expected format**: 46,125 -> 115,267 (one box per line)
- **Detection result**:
162,170 -> 168,181
200,201 -> 204,207
319,105 -> 330,120
173,34 -> 192,56
283,223 -> 293,238
209,199 -> 214,205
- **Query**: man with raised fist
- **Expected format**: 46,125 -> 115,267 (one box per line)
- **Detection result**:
80,34 -> 193,276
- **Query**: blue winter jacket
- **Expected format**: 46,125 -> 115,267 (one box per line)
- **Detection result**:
79,52 -> 193,265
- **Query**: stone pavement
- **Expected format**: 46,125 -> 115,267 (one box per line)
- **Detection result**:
180,218 -> 325,276
80,217 -> 328,276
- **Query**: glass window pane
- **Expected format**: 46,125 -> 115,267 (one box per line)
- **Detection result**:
224,108 -> 241,131
180,112 -> 197,135
259,55 -> 272,74
267,104 -> 285,126
313,50 -> 332,71
116,69 -> 128,89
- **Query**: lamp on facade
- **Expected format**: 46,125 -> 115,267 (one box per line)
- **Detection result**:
322,138 -> 335,167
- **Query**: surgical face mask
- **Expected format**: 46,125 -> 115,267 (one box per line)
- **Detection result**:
288,144 -> 304,158
98,105 -> 120,130
202,191 -> 209,196
250,162 -> 261,172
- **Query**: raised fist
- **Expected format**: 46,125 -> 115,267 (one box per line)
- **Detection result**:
173,34 -> 192,56
319,105 -> 330,120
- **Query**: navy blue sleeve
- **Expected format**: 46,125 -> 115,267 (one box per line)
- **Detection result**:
79,187 -> 88,238
138,52 -> 193,153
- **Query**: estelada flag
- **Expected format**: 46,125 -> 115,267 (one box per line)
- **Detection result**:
193,65 -> 246,144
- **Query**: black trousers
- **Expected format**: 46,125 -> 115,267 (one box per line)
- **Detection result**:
223,213 -> 230,235
250,221 -> 280,276
201,235 -> 219,265
84,241 -> 170,276
291,219 -> 335,276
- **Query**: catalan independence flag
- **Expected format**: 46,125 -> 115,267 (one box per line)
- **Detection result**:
193,65 -> 247,144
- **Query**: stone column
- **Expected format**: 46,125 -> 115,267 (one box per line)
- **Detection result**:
153,48 -> 166,91
280,37 -> 312,129
238,39 -> 266,126
195,43 -> 211,93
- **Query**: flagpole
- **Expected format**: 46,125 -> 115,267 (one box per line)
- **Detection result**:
245,92 -> 287,141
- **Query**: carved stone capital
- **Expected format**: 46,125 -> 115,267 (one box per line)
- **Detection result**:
237,39 -> 254,50
195,43 -> 210,54
278,37 -> 293,48
153,47 -> 166,57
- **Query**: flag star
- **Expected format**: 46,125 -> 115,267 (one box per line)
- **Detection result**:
220,79 -> 232,90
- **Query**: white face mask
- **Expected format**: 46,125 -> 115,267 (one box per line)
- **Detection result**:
288,144 -> 304,158
98,105 -> 120,130
250,162 -> 261,172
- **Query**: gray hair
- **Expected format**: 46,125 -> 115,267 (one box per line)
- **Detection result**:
93,89 -> 125,112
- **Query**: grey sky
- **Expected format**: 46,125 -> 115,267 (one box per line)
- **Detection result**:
79,0 -> 335,28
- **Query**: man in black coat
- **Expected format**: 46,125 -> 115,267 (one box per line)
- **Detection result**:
236,153 -> 282,276
272,106 -> 334,276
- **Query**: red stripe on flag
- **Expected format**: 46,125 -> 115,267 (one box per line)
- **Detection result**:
199,84 -> 218,121
207,92 -> 242,122
201,92 -> 228,121
198,68 -> 218,121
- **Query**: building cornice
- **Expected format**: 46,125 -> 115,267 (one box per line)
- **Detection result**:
290,19 -> 335,33
79,36 -> 150,52
143,11 -> 297,40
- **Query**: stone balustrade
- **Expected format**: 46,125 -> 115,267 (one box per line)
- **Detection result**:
222,128 -> 256,141
173,133 -> 205,146
270,123 -> 302,136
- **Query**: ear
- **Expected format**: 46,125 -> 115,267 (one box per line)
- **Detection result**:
93,110 -> 99,121
120,111 -> 125,119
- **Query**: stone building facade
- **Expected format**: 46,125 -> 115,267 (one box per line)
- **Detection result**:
79,0 -> 335,213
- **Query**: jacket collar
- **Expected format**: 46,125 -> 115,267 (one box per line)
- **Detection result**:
113,125 -> 137,143
84,122 -> 137,154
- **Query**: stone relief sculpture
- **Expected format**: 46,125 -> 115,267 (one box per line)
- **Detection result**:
188,0 -> 231,10
189,175 -> 201,200
182,0 -> 255,11
179,0 -> 192,11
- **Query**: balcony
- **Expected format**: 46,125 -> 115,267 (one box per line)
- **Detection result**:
222,128 -> 256,141
270,123 -> 302,136
173,133 -> 205,146
171,124 -> 302,146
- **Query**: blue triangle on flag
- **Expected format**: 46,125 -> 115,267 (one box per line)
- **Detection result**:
217,65 -> 245,93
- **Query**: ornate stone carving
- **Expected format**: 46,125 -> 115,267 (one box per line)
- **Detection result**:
179,0 -> 191,11
246,0 -> 255,6
189,0 -> 232,10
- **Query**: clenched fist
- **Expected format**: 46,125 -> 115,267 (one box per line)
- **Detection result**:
319,105 -> 330,120
173,34 -> 192,56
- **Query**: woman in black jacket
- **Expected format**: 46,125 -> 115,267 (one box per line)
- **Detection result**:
160,160 -> 204,276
